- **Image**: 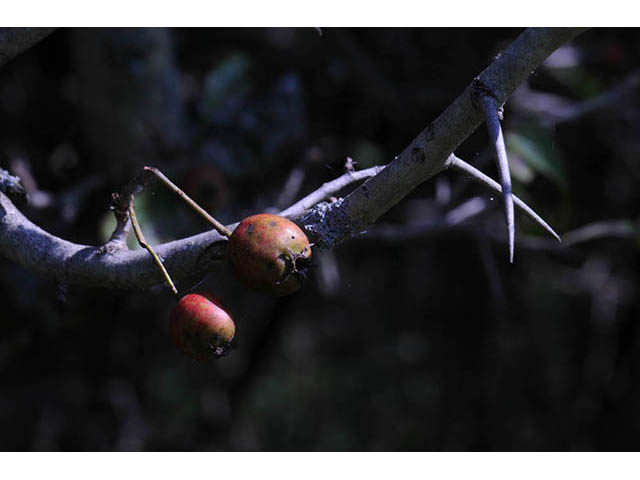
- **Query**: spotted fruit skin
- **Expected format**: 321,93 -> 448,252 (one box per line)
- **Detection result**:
169,293 -> 235,360
227,214 -> 312,296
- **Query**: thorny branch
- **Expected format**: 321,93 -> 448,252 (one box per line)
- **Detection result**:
299,28 -> 586,249
0,28 -> 589,291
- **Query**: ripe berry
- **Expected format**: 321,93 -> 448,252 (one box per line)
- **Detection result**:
227,214 -> 312,296
169,293 -> 235,360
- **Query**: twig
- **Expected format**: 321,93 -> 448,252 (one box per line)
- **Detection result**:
143,166 -> 232,238
446,155 -> 561,242
128,202 -> 178,295
105,165 -> 232,291
1,188 -> 229,290
477,91 -> 515,263
280,165 -> 385,217
104,168 -> 154,251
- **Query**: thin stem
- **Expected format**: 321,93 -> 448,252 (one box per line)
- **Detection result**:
280,165 -> 385,218
143,166 -> 233,238
480,95 -> 515,263
447,155 -> 561,242
128,202 -> 178,296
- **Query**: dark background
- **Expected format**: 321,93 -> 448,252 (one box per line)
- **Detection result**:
0,28 -> 639,451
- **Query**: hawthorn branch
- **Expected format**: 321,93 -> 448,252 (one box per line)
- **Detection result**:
0,28 -> 587,291
0,189 -> 229,289
299,28 -> 587,248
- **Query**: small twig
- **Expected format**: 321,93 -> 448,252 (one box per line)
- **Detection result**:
104,169 -> 153,251
446,155 -> 561,242
280,165 -> 385,218
477,91 -> 515,263
128,201 -> 178,296
105,165 -> 232,290
143,166 -> 232,238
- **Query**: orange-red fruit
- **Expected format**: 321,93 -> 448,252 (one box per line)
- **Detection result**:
169,293 -> 235,360
227,213 -> 312,296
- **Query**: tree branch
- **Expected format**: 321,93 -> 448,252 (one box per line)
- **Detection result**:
0,28 -> 588,291
0,189 -> 229,290
299,28 -> 587,248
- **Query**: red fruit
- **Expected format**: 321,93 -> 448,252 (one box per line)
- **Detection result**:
169,293 -> 235,360
227,214 -> 312,296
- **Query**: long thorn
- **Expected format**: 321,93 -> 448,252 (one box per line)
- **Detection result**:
143,166 -> 233,238
448,155 -> 561,242
480,96 -> 515,263
128,202 -> 178,296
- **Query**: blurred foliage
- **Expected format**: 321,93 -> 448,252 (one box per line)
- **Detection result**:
506,128 -> 567,187
0,28 -> 639,451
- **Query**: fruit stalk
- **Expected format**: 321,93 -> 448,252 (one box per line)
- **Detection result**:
128,201 -> 178,295
143,166 -> 232,238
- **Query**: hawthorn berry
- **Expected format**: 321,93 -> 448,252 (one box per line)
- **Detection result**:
169,292 -> 235,360
227,213 -> 312,296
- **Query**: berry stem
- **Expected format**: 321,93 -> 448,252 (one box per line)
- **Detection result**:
143,166 -> 232,238
128,201 -> 178,296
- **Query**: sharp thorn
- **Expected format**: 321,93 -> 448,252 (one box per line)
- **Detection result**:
449,156 -> 561,243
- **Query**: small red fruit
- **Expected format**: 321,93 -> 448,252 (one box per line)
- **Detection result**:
227,213 -> 312,296
169,293 -> 235,360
